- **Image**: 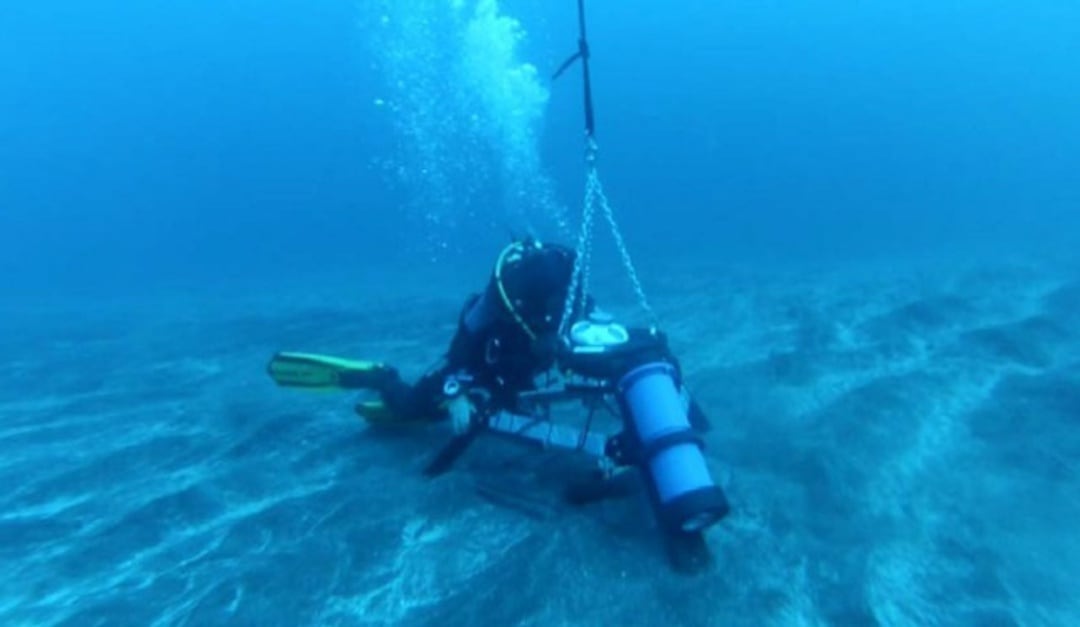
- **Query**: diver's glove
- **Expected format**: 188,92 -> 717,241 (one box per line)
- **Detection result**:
448,395 -> 473,435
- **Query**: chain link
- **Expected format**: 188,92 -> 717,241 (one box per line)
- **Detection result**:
558,142 -> 597,336
593,171 -> 657,326
558,137 -> 658,336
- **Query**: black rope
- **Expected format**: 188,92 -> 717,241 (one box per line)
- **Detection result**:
553,0 -> 596,138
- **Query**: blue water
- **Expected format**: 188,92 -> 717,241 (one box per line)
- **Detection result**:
3,1 -> 1079,625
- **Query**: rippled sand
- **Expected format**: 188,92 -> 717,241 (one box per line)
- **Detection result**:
2,257 -> 1078,626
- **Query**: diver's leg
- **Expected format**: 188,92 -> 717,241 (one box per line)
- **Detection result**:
356,367 -> 450,424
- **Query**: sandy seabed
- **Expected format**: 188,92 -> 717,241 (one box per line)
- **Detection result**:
2,254 -> 1078,626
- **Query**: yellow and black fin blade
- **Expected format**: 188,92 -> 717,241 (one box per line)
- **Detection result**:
267,351 -> 390,391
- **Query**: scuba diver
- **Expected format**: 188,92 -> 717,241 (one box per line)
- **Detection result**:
368,238 -> 585,429
268,238 -> 730,572
268,238 -> 585,429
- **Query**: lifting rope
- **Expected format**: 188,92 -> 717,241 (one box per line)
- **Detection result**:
554,0 -> 657,336
552,0 -> 596,139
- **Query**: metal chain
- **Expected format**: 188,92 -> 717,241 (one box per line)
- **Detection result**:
559,137 -> 658,336
579,165 -> 596,314
592,169 -> 657,326
558,141 -> 597,336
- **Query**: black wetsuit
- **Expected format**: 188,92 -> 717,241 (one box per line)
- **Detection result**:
379,241 -> 581,421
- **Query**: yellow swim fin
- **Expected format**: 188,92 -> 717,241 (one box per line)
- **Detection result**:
267,352 -> 392,391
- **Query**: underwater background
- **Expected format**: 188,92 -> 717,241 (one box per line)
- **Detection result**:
2,0 -> 1079,625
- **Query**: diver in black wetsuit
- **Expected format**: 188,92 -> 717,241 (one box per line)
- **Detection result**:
353,238 -> 587,424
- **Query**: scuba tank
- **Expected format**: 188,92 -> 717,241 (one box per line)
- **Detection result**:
566,311 -> 730,534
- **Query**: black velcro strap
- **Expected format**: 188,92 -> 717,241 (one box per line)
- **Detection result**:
640,429 -> 704,463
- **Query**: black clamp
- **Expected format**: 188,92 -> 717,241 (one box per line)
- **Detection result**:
605,428 -> 704,467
